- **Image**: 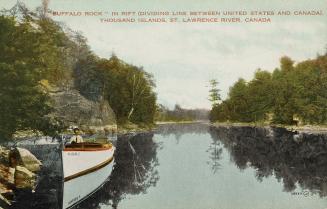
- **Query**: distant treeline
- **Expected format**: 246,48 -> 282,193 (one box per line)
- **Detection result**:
210,54 -> 327,125
156,104 -> 208,122
0,3 -> 156,139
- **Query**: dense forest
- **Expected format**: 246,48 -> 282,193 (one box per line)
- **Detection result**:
0,2 -> 157,140
74,54 -> 157,125
210,54 -> 327,125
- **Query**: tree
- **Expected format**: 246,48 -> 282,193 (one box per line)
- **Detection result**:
246,69 -> 273,122
0,15 -> 63,139
36,18 -> 75,85
208,79 -> 221,107
209,101 -> 231,122
227,78 -> 251,122
75,54 -> 157,125
209,54 -> 327,125
271,56 -> 296,124
292,55 -> 327,124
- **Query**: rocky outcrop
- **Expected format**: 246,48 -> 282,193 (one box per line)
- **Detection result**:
14,166 -> 36,189
11,143 -> 63,209
10,148 -> 42,172
0,147 -> 9,166
0,165 -> 14,185
49,87 -> 117,132
0,146 -> 42,208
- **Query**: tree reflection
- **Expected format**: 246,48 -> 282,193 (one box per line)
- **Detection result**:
156,123 -> 208,143
6,132 -> 159,209
207,139 -> 223,173
209,126 -> 327,197
75,133 -> 160,209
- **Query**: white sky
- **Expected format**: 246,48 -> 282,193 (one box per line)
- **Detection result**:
1,0 -> 327,109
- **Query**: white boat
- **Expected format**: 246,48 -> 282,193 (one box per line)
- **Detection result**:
62,142 -> 115,209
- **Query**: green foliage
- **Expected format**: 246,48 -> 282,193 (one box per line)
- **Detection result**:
98,56 -> 157,124
75,55 -> 157,125
227,78 -> 251,122
74,54 -> 102,100
0,4 -> 158,138
36,18 -> 74,84
209,101 -> 230,122
270,57 -> 297,124
247,70 -> 273,121
208,79 -> 221,107
210,54 -> 327,125
291,55 -> 327,124
0,15 -> 64,139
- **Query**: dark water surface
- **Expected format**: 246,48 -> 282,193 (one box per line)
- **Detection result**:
5,123 -> 327,209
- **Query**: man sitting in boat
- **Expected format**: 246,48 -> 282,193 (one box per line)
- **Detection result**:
69,128 -> 84,144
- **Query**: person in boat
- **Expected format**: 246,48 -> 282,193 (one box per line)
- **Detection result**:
69,128 -> 84,144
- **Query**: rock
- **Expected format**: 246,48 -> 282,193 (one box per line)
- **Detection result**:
0,165 -> 15,185
0,182 -> 13,207
10,148 -> 42,172
0,146 -> 42,207
14,166 -> 36,189
86,124 -> 118,135
0,147 -> 14,207
0,193 -> 11,207
0,147 -> 9,166
49,88 -> 116,131
0,182 -> 13,196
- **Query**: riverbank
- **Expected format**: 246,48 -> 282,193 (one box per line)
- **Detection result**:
0,146 -> 42,208
211,122 -> 327,134
117,123 -> 155,135
117,121 -> 204,135
12,121 -> 205,140
155,120 -> 196,125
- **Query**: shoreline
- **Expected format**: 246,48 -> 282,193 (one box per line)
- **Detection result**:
155,120 -> 197,125
12,121 -> 206,140
117,120 -> 206,135
211,122 -> 327,134
11,121 -> 327,141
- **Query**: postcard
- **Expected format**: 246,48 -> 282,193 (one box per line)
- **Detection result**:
0,0 -> 326,209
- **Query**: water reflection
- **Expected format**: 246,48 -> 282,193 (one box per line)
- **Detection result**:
8,132 -> 160,209
156,123 -> 209,143
75,133 -> 160,209
206,139 -> 223,174
157,123 -> 223,174
209,126 -> 327,197
6,124 -> 327,209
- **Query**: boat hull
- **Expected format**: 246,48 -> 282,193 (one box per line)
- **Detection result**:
62,159 -> 114,209
62,143 -> 115,209
62,143 -> 115,180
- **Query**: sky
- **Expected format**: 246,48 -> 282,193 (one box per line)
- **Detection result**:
1,0 -> 327,109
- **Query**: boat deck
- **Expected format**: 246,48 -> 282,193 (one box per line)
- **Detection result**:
64,142 -> 113,151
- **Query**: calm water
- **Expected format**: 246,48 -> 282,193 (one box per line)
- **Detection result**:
7,123 -> 327,209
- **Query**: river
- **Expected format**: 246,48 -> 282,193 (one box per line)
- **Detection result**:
6,123 -> 327,209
